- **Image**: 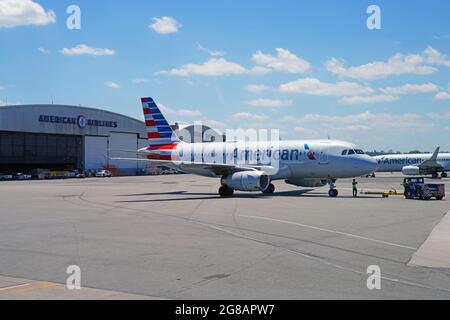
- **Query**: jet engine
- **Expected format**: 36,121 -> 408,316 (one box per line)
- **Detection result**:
222,171 -> 270,191
285,178 -> 328,188
402,165 -> 420,176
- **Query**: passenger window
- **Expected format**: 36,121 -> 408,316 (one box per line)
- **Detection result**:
348,149 -> 355,155
341,150 -> 347,155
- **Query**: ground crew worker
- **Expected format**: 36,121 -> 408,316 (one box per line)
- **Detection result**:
352,179 -> 358,197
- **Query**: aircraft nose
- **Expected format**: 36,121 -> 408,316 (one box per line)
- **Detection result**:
361,156 -> 378,173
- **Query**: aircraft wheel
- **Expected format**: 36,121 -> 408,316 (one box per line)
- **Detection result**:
262,183 -> 275,194
328,189 -> 338,197
219,186 -> 234,198
436,196 -> 443,201
442,172 -> 448,178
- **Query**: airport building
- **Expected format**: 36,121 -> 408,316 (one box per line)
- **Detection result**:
0,104 -> 222,175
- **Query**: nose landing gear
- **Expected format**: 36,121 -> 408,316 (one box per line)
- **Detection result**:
328,189 -> 338,197
328,179 -> 338,197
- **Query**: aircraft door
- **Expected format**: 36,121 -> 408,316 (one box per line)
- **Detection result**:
319,142 -> 330,165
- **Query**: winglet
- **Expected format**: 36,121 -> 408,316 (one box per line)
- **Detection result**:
430,146 -> 440,161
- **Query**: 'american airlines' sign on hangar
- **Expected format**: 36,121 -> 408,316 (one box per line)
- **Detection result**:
38,114 -> 118,129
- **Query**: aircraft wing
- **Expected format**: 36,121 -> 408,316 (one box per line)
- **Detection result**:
108,156 -> 277,177
418,147 -> 444,171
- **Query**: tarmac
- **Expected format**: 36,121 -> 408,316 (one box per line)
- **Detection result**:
0,173 -> 449,299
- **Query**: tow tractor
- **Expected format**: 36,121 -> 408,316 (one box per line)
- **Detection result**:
403,177 -> 445,200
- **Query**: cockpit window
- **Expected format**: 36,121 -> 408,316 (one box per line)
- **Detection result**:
355,149 -> 365,154
348,149 -> 355,155
341,149 -> 347,155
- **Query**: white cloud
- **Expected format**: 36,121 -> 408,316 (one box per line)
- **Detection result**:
246,98 -> 292,108
339,95 -> 399,105
60,44 -> 115,56
428,111 -> 450,120
37,47 -> 50,54
280,111 -> 431,131
201,119 -> 227,130
157,103 -> 201,117
252,48 -> 310,74
433,83 -> 450,100
232,112 -> 269,122
326,55 -> 436,81
150,16 -> 181,34
244,84 -> 270,93
176,109 -> 202,117
326,47 -> 450,81
423,46 -> 450,67
197,43 -> 224,57
158,48 -> 310,77
132,78 -> 149,84
157,58 -> 249,77
380,83 -> 439,95
345,125 -> 371,131
0,0 -> 56,28
435,92 -> 450,100
279,77 -> 374,96
433,34 -> 450,40
105,81 -> 120,89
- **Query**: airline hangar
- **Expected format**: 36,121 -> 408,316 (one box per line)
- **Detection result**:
0,104 -> 150,175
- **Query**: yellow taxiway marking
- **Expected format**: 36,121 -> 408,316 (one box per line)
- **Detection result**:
0,281 -> 60,293
0,283 -> 31,291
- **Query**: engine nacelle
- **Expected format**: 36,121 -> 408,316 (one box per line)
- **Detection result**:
222,171 -> 270,191
285,178 -> 328,188
402,165 -> 420,176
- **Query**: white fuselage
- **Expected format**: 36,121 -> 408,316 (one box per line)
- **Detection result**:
144,139 -> 377,180
374,153 -> 450,172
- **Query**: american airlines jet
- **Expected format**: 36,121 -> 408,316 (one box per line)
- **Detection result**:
112,97 -> 377,197
374,147 -> 450,178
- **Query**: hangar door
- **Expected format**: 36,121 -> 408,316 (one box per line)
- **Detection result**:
108,132 -> 140,175
84,136 -> 108,172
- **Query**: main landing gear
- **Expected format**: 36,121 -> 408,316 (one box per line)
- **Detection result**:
431,172 -> 447,179
219,185 -> 234,197
262,183 -> 275,194
218,183 -> 275,197
328,179 -> 338,198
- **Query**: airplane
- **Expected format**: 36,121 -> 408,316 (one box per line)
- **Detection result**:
373,147 -> 450,178
111,97 -> 377,198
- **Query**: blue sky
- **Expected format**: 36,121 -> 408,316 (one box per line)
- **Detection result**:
1,0 -> 449,151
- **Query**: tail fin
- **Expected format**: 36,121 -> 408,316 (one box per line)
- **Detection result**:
141,97 -> 180,149
430,146 -> 440,161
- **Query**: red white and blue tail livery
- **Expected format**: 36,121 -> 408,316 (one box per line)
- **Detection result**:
141,97 -> 179,160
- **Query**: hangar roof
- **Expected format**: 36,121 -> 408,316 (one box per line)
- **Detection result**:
0,104 -> 147,138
